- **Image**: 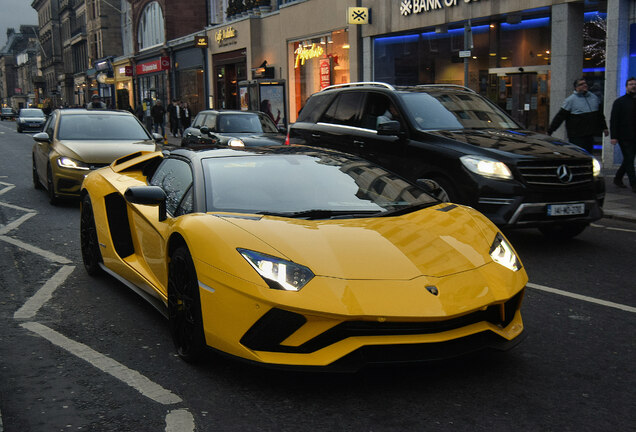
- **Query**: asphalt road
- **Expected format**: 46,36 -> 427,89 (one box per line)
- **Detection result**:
0,121 -> 634,432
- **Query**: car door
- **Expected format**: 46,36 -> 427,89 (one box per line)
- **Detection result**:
351,91 -> 409,172
34,111 -> 57,184
126,157 -> 194,292
310,91 -> 365,154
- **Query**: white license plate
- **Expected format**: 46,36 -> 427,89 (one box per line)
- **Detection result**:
547,203 -> 585,216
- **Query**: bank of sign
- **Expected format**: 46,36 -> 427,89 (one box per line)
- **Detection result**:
400,0 -> 480,16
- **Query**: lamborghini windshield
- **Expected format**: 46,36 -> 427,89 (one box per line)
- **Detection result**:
203,149 -> 436,216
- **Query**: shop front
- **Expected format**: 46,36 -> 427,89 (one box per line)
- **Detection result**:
288,28 -> 351,122
113,58 -> 134,110
366,1 -> 608,133
173,46 -> 206,116
135,56 -> 170,106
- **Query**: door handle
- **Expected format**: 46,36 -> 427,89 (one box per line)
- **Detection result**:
311,133 -> 321,139
353,140 -> 365,146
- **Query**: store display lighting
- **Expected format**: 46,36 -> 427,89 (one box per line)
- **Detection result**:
327,36 -> 333,44
342,43 -> 350,49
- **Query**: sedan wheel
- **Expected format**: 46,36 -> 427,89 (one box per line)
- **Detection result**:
80,194 -> 103,276
47,165 -> 59,205
168,246 -> 206,362
32,157 -> 42,190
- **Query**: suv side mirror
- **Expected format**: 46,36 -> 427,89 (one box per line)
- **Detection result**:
33,132 -> 51,143
377,121 -> 401,136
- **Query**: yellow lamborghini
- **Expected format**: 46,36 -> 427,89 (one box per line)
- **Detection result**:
80,145 -> 527,370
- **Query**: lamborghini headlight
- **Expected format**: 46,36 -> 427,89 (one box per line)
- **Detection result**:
460,155 -> 513,180
238,248 -> 314,291
57,156 -> 90,170
592,158 -> 601,177
228,138 -> 245,147
489,233 -> 521,271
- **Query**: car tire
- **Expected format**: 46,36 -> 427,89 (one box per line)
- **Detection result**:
168,246 -> 207,362
46,165 -> 59,205
80,194 -> 103,276
32,157 -> 42,190
417,176 -> 455,202
17,127 -> 22,133
538,222 -> 588,239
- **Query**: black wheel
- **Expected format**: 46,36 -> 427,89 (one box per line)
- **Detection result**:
46,165 -> 59,205
32,157 -> 42,190
168,246 -> 206,362
538,222 -> 588,239
417,176 -> 455,202
80,194 -> 103,276
17,127 -> 22,133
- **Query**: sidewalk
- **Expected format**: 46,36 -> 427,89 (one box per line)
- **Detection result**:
159,135 -> 635,223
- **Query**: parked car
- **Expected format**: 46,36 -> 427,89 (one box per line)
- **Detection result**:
16,108 -> 46,132
288,82 -> 605,239
180,109 -> 285,148
1,107 -> 17,121
80,145 -> 527,370
32,108 -> 163,204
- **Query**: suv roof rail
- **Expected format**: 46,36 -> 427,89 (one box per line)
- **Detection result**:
408,84 -> 477,93
320,82 -> 396,92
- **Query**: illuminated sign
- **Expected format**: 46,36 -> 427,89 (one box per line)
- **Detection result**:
195,36 -> 208,47
400,0 -> 480,16
294,44 -> 324,68
215,27 -> 237,45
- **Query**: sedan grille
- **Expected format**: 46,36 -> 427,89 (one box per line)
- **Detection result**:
516,160 -> 593,186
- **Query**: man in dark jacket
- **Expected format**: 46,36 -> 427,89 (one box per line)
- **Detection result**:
150,99 -> 166,137
610,77 -> 636,192
548,78 -> 608,153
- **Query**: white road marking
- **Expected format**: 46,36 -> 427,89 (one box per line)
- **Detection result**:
20,321 -> 183,405
0,184 -> 15,196
14,265 -> 75,320
165,409 -> 196,432
0,235 -> 72,264
527,282 -> 636,313
591,222 -> 636,233
0,212 -> 36,235
0,200 -> 34,212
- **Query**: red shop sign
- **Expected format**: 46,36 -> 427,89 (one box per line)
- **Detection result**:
319,59 -> 331,89
136,57 -> 171,75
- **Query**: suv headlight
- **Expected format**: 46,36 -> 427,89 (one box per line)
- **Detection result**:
592,158 -> 601,177
489,233 -> 521,271
460,155 -> 513,180
238,248 -> 314,291
57,156 -> 90,170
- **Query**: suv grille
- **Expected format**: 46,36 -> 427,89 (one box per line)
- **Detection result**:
516,160 -> 593,186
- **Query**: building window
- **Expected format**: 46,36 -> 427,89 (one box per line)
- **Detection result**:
137,1 -> 165,50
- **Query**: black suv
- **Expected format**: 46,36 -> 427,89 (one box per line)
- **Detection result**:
288,82 -> 604,238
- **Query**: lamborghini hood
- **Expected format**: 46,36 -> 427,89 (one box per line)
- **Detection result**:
219,204 -> 495,280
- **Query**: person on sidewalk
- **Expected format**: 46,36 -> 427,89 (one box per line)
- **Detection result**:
150,99 -> 166,137
609,77 -> 636,192
168,99 -> 182,137
547,78 -> 609,153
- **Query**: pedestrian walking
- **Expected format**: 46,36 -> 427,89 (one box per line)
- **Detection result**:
86,94 -> 107,109
151,99 -> 166,137
547,77 -> 608,153
609,77 -> 636,192
168,99 -> 183,137
180,102 -> 191,130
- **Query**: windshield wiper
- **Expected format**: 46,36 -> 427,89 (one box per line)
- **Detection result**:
256,209 -> 381,220
376,202 -> 438,217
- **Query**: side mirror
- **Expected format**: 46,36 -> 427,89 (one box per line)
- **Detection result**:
33,132 -> 51,143
277,125 -> 287,134
124,186 -> 167,221
377,120 -> 401,136
152,133 -> 164,142
200,126 -> 210,135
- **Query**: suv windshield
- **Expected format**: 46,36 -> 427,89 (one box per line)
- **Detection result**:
58,114 -> 151,140
400,91 -> 519,131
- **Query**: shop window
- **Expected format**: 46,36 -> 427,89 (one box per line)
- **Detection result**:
137,1 -> 165,50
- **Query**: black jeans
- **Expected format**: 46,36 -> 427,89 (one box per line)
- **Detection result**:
615,140 -> 636,187
568,135 -> 595,154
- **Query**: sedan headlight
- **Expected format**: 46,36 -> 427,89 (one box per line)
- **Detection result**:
592,158 -> 601,177
460,155 -> 513,180
228,138 -> 245,147
57,156 -> 90,170
238,248 -> 314,291
489,233 -> 521,271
